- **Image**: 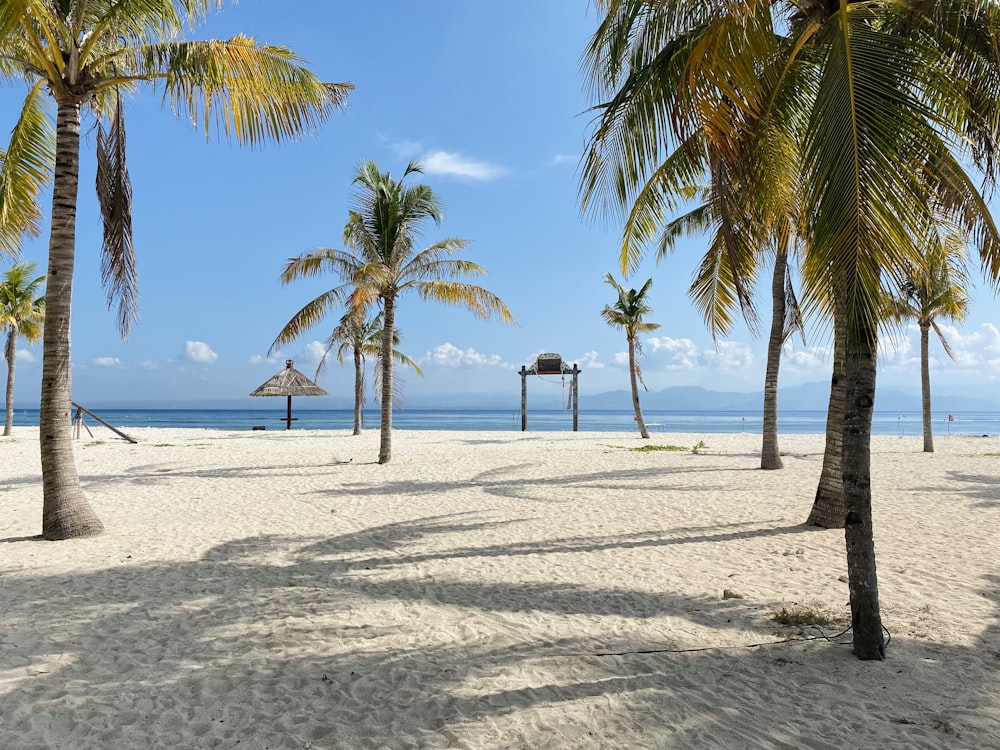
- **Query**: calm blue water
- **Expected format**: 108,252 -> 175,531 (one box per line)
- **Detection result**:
8,408 -> 1000,436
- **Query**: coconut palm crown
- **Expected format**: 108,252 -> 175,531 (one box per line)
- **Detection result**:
276,159 -> 514,464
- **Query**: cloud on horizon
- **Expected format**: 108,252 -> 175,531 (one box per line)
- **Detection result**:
92,357 -> 123,368
421,343 -> 510,368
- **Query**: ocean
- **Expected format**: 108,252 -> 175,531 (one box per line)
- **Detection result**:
7,408 -> 1000,436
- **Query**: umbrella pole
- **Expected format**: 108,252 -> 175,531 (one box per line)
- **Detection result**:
286,395 -> 292,430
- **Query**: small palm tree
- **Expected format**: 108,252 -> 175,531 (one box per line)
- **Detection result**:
0,2 -> 350,540
891,235 -> 970,453
601,273 -> 660,438
0,260 -> 44,436
314,310 -> 423,436
278,159 -> 514,464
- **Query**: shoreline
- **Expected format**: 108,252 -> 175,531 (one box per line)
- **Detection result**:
3,429 -> 999,747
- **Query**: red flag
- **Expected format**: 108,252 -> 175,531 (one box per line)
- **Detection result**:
948,414 -> 954,422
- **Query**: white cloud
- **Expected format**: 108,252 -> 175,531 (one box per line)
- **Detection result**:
421,150 -> 507,181
885,321 -> 1000,376
16,349 -> 36,363
549,154 -> 576,166
300,340 -> 330,365
782,343 -> 833,369
92,357 -> 122,368
422,343 -> 509,368
698,340 -> 754,370
645,336 -> 753,371
573,350 -> 605,370
182,341 -> 218,364
647,336 -> 700,370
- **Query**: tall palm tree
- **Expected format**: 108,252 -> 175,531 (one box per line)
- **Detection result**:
310,310 -> 423,436
601,273 -> 660,438
0,1 -> 350,540
0,260 -> 44,436
278,159 -> 514,464
581,0 -> 1000,660
891,234 -> 970,453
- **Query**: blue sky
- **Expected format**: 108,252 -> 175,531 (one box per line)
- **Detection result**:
4,1 -> 1000,409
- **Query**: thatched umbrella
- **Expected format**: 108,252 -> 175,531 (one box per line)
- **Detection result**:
250,360 -> 328,429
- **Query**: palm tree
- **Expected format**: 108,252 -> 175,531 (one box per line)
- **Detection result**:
278,159 -> 514,464
0,1 -> 350,540
0,260 -> 44,436
890,235 -> 970,453
311,310 -> 423,436
601,273 -> 660,438
581,1 -> 1000,659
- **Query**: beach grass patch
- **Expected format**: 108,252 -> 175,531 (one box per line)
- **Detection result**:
771,604 -> 838,628
932,719 -> 961,738
626,444 -> 689,453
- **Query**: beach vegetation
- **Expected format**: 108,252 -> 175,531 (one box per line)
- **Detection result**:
1,261 -> 45,437
771,604 -> 839,629
0,1 -> 350,539
887,238 -> 970,453
581,0 -> 1000,660
275,308 -> 422,437
624,444 -> 689,452
691,440 -> 709,455
277,159 -> 514,464
601,273 -> 661,439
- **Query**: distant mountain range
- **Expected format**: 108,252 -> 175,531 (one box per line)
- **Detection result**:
574,382 -> 1000,413
35,381 -> 998,412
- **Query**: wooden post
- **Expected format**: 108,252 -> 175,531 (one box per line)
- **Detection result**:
71,402 -> 137,443
520,365 -> 528,431
572,364 -> 580,432
286,395 -> 293,430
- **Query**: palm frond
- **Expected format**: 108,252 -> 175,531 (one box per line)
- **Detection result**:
0,81 -> 54,255
96,90 -> 137,338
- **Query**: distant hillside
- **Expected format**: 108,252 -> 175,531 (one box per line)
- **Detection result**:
578,382 -> 1000,413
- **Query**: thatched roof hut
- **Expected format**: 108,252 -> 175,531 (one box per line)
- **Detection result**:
250,360 -> 327,429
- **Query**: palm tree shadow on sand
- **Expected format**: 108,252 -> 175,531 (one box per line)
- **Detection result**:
1,522 -> 998,748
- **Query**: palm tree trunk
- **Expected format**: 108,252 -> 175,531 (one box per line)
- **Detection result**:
920,322 -> 933,453
378,295 -> 395,464
629,338 -> 649,438
761,250 -> 787,469
806,308 -> 846,528
842,328 -> 885,660
40,103 -> 104,540
352,348 -> 363,436
4,329 -> 15,437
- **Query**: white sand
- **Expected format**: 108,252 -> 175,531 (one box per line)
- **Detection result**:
1,427 -> 998,749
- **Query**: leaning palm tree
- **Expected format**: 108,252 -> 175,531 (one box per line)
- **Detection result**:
890,232 -> 970,453
582,0 -> 1000,660
0,260 -> 44,436
312,310 -> 423,436
278,159 -> 514,464
601,273 -> 660,438
0,1 -> 350,539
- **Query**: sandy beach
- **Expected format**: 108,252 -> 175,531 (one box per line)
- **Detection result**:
1,427 -> 998,749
